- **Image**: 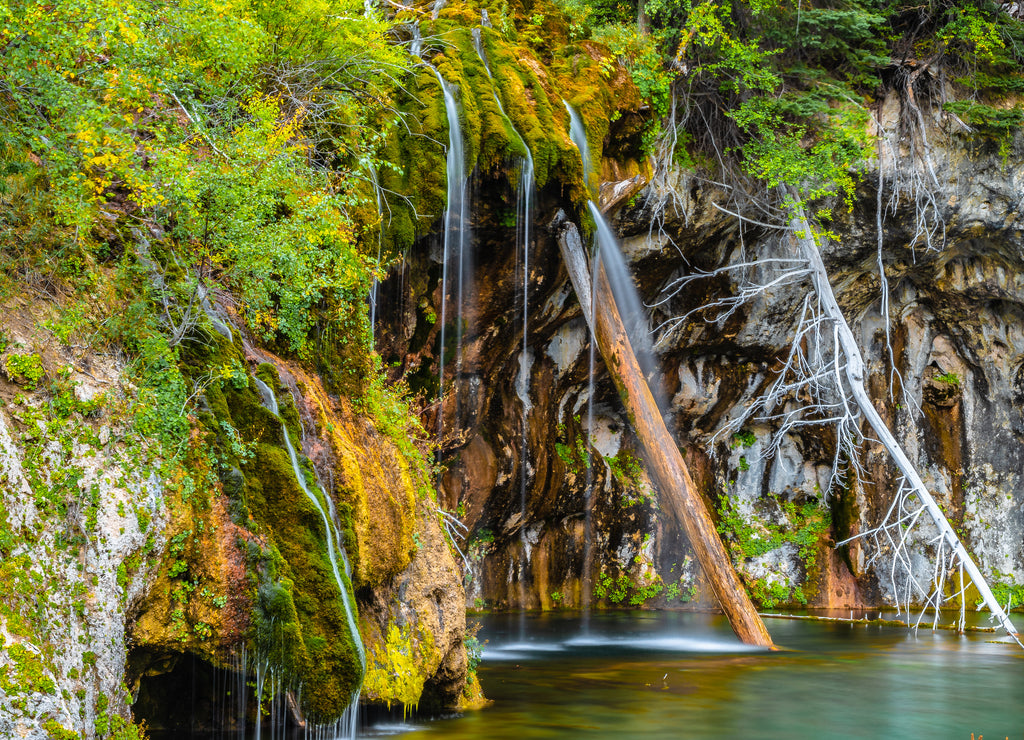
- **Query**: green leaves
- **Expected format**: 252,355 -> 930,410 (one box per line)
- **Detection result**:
730,90 -> 871,204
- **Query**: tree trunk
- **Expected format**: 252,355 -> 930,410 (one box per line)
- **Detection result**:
788,197 -> 1021,643
556,214 -> 775,649
637,0 -> 651,36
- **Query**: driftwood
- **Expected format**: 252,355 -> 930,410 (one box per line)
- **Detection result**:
555,212 -> 774,649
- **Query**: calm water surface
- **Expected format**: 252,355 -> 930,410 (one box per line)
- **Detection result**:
367,610 -> 1024,740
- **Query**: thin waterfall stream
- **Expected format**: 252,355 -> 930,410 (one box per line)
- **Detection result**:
254,378 -> 365,740
472,27 -> 536,621
425,62 -> 473,468
564,101 -> 599,625
564,101 -> 665,621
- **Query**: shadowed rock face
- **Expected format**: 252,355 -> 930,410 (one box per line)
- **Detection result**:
376,94 -> 1024,613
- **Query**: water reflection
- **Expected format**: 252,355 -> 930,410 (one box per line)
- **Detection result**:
377,610 -> 1024,739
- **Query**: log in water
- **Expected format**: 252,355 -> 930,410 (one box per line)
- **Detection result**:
555,215 -> 774,649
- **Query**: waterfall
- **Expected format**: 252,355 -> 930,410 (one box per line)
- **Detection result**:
587,202 -> 665,409
563,101 -> 593,193
472,28 -> 537,611
563,103 -> 663,405
409,23 -> 423,59
515,155 -> 534,612
565,101 -> 599,614
254,378 -> 365,739
564,102 -> 665,612
471,28 -> 489,76
431,66 -> 471,447
368,165 -> 385,350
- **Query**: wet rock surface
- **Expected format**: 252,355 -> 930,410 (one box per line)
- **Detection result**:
377,94 -> 1024,613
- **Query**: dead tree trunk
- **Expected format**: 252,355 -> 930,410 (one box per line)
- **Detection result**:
555,214 -> 775,649
789,197 -> 1021,644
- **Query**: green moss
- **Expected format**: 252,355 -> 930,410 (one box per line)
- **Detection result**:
242,442 -> 362,721
481,29 -> 588,195
362,622 -> 436,713
377,18 -> 632,255
717,491 -> 832,608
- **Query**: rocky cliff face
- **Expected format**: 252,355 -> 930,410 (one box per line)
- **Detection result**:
377,87 -> 1024,615
0,288 -> 471,737
0,299 -> 165,739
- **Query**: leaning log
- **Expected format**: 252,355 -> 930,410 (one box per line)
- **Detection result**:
788,193 -> 1021,645
555,213 -> 775,649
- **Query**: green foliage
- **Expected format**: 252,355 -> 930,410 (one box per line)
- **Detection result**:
943,100 -> 1024,155
591,568 -> 663,605
717,490 -> 831,607
731,430 -> 757,448
763,8 -> 888,84
41,719 -> 79,740
605,449 -> 653,506
939,4 -> 1010,68
664,578 -> 698,603
730,91 -> 872,205
984,571 -> 1024,612
3,354 -> 45,390
555,416 -> 592,473
934,371 -> 963,387
0,0 -> 405,364
628,576 -> 663,605
107,715 -> 149,740
548,0 -> 1024,215
594,25 -> 675,115
0,1 -> 423,716
353,358 -> 433,500
464,630 -> 483,682
473,528 -> 494,545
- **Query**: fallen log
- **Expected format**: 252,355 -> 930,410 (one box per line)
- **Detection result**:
554,211 -> 774,649
787,192 -> 1021,646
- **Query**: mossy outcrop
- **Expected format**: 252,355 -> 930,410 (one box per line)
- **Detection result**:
125,320 -> 474,727
375,0 -> 647,259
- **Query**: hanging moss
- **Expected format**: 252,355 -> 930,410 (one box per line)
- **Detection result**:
361,622 -> 437,713
481,27 -> 581,192
242,442 -> 363,721
129,357 -> 366,723
374,7 -> 646,256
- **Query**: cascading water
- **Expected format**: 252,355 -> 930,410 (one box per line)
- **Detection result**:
430,66 -> 472,450
565,101 -> 599,619
563,101 -> 594,194
586,202 -> 665,409
473,27 -> 537,615
514,158 -> 534,618
470,28 -> 489,76
254,377 -> 366,740
564,102 -> 664,616
564,104 -> 660,398
409,23 -> 423,59
368,167 -> 385,349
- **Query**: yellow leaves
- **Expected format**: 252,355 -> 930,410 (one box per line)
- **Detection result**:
118,22 -> 140,45
248,309 -> 280,334
88,151 -> 122,169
